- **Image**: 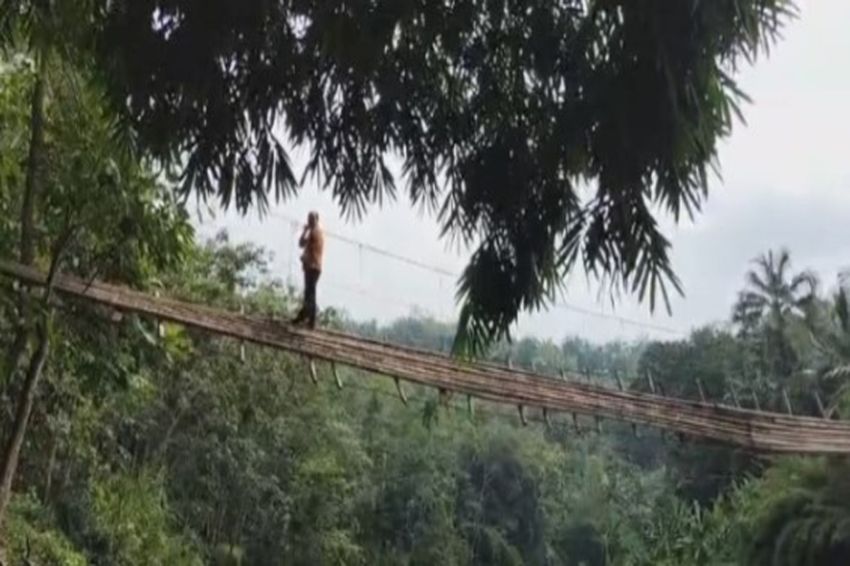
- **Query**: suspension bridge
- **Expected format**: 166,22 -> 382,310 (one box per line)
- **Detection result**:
2,258 -> 850,454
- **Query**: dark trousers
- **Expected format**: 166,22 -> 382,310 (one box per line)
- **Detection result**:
294,268 -> 321,326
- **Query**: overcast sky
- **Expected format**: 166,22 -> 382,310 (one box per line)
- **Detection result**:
196,0 -> 850,344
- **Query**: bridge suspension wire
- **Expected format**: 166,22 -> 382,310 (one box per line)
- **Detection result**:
268,211 -> 685,337
3,258 -> 849,455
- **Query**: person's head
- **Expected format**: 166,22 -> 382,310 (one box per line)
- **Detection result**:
307,211 -> 319,228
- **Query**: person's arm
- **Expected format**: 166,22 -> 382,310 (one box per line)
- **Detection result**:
298,226 -> 310,248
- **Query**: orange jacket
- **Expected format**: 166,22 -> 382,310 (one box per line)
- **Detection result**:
299,226 -> 324,271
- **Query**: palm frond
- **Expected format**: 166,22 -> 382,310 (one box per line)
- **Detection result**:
825,365 -> 850,382
790,270 -> 818,298
775,248 -> 792,284
835,288 -> 849,334
839,269 -> 850,291
746,270 -> 772,296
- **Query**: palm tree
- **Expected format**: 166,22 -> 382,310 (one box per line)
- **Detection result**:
746,458 -> 850,566
733,249 -> 818,332
732,249 -> 818,389
740,278 -> 850,561
807,272 -> 850,415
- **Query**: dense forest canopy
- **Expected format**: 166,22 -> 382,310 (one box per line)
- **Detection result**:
4,0 -> 797,349
1,206 -> 849,564
3,1 -> 850,565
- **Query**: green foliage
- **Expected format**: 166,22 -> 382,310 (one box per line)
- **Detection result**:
0,0 -> 97,60
806,278 -> 850,411
89,471 -> 202,565
42,65 -> 192,284
0,34 -> 192,559
634,328 -> 762,502
4,494 -> 87,566
348,254 -> 850,566
0,53 -> 192,285
744,458 -> 850,565
5,228 -> 850,566
0,56 -> 31,255
646,457 -> 850,566
4,38 -> 850,565
640,491 -> 749,565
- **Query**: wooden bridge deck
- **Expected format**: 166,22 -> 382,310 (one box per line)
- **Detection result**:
2,259 -> 850,454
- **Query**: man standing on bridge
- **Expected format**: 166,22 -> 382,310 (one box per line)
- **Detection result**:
292,211 -> 324,329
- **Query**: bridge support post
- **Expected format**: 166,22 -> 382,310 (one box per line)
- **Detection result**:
309,359 -> 319,385
394,378 -> 408,405
729,384 -> 741,408
814,391 -> 827,418
696,378 -> 707,403
614,371 -> 638,437
750,390 -> 761,411
332,362 -> 343,390
238,303 -> 246,363
781,387 -> 793,415
645,370 -> 656,394
153,290 -> 164,339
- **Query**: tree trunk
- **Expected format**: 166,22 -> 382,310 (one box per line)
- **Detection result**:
0,54 -> 48,533
42,429 -> 59,503
0,320 -> 50,522
212,503 -> 227,548
59,456 -> 72,498
3,53 -> 47,386
229,505 -> 246,556
152,410 -> 184,465
20,55 -> 46,268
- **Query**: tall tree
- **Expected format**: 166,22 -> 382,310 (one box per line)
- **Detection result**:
733,248 -> 817,382
0,0 -> 103,532
0,9 -> 55,529
746,458 -> 850,566
0,56 -> 190,533
806,273 -> 850,414
86,0 -> 796,351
